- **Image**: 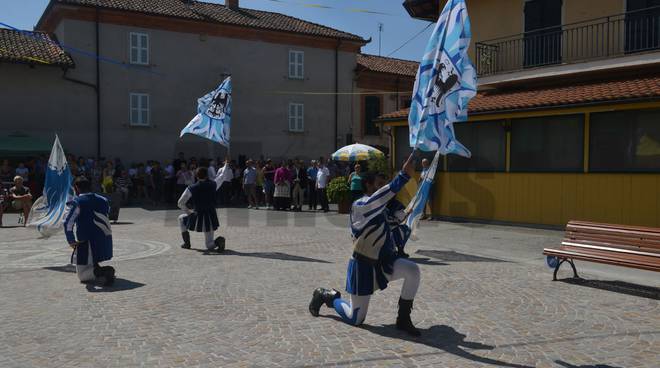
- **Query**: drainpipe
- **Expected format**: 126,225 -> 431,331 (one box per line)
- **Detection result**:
95,7 -> 101,159
334,39 -> 340,151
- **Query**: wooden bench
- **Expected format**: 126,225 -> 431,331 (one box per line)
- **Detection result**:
543,220 -> 660,281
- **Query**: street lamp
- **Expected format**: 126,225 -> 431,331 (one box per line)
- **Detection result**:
402,0 -> 440,21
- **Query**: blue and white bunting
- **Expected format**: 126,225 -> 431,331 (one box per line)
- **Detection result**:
408,0 -> 477,156
180,77 -> 232,146
27,135 -> 74,237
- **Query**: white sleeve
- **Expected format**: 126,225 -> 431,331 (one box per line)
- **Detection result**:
177,188 -> 193,214
214,163 -> 232,190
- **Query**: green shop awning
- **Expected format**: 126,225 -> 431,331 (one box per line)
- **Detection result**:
0,133 -> 52,157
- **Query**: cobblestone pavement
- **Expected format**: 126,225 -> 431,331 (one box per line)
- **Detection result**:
0,208 -> 658,367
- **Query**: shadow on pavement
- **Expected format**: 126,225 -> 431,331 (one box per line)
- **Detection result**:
360,324 -> 533,368
43,265 -> 76,273
195,249 -> 332,264
85,278 -> 145,292
110,221 -> 134,225
416,250 -> 507,263
561,278 -> 660,300
406,257 -> 448,266
555,360 -> 622,368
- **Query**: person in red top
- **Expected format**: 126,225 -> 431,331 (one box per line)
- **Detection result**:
273,162 -> 291,211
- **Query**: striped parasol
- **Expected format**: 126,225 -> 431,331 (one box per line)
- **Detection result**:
331,143 -> 384,162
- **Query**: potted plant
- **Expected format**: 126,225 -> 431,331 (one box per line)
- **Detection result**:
326,176 -> 352,214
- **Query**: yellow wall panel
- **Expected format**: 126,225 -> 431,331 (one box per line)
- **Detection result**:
416,172 -> 660,228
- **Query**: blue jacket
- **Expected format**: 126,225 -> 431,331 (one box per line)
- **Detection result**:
64,193 -> 113,263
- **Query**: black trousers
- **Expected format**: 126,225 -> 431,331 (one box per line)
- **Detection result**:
317,188 -> 329,211
307,182 -> 317,209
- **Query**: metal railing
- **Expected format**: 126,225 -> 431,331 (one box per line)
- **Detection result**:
475,6 -> 660,77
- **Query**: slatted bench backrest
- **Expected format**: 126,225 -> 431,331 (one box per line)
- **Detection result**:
564,221 -> 660,255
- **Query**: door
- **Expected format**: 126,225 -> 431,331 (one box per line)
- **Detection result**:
524,0 -> 563,67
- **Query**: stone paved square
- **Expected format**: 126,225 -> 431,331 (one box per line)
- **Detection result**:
0,208 -> 658,367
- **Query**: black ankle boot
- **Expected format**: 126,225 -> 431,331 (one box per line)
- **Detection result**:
308,288 -> 341,317
396,298 -> 421,336
214,236 -> 226,252
181,232 -> 191,249
397,248 -> 410,258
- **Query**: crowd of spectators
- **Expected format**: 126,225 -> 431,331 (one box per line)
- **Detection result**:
0,152 -> 365,226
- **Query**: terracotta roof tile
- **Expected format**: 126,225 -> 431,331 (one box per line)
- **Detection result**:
378,74 -> 660,120
357,54 -> 419,77
52,0 -> 366,42
0,28 -> 74,67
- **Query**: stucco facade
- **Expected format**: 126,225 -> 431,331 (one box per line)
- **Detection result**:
1,3 -> 366,164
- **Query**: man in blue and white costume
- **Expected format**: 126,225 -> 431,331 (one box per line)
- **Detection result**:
309,153 -> 422,336
64,177 -> 115,286
178,163 -> 231,251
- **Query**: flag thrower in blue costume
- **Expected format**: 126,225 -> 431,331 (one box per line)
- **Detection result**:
309,154 -> 423,336
27,135 -> 74,237
406,0 -> 477,239
180,76 -> 232,146
177,162 -> 232,251
64,177 -> 115,286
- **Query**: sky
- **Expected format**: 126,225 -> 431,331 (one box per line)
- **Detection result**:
0,0 -> 434,61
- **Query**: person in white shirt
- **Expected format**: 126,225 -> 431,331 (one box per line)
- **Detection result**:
316,159 -> 330,213
207,160 -> 217,180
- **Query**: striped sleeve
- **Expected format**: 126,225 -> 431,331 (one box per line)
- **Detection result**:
64,201 -> 80,244
351,172 -> 410,231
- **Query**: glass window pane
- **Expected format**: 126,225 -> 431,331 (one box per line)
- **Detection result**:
511,115 -> 584,172
297,52 -> 303,64
131,94 -> 138,108
141,95 -> 149,109
130,109 -> 138,124
130,48 -> 138,63
364,96 -> 381,136
140,49 -> 148,63
140,110 -> 148,125
141,34 -> 148,48
296,64 -> 303,78
131,33 -> 138,46
448,121 -> 506,171
590,109 -> 660,172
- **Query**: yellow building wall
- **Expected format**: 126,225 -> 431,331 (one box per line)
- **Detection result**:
413,172 -> 660,228
563,0 -> 624,24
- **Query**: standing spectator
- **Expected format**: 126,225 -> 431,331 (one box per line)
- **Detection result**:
263,159 -> 275,210
164,161 -> 175,204
243,160 -> 258,209
420,158 -> 434,220
231,161 -> 242,204
208,160 -> 217,180
0,159 -> 13,184
306,160 -> 318,210
115,170 -> 132,204
134,163 -> 147,200
173,152 -> 186,173
15,162 -> 29,183
90,160 -> 103,193
348,163 -> 364,202
255,161 -> 265,207
176,163 -> 192,200
316,159 -> 330,213
291,160 -> 307,212
273,162 -> 291,211
102,161 -> 114,194
9,176 -> 32,226
151,162 -> 164,204
77,157 -> 87,178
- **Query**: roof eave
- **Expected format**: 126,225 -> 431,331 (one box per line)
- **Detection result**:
37,2 -> 369,44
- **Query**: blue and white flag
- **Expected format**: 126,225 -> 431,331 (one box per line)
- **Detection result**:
27,135 -> 74,237
408,0 -> 477,156
405,151 -> 441,240
180,77 -> 232,146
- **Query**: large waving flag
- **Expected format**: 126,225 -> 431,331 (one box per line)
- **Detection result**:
405,151 -> 441,240
180,77 -> 232,146
27,135 -> 74,237
408,0 -> 477,156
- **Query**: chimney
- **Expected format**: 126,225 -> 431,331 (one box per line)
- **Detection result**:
226,0 -> 239,10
